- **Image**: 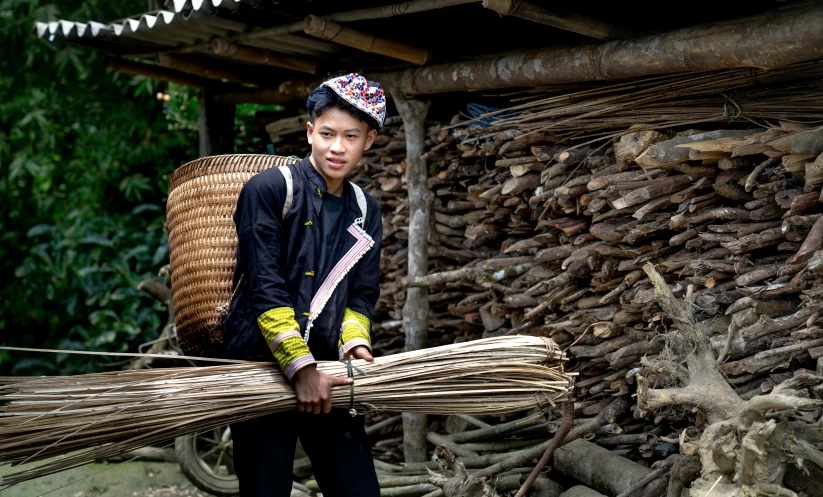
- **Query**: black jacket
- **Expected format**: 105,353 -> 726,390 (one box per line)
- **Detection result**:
223,156 -> 382,370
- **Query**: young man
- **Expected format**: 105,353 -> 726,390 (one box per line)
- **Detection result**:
222,73 -> 385,497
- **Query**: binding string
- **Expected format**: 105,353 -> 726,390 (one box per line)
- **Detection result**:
342,358 -> 368,417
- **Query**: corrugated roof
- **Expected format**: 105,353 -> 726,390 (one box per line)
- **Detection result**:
36,1 -> 224,41
32,0 -> 353,61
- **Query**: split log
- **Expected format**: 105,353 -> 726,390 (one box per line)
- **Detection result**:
554,440 -> 656,496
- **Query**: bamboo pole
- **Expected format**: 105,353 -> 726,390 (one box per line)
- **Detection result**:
214,79 -> 321,106
482,0 -> 632,40
392,89 -> 432,463
155,53 -> 252,83
303,15 -> 430,65
210,39 -> 318,74
106,58 -> 207,89
328,0 -> 478,22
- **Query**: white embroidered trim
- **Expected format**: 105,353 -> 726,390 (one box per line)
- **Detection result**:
303,223 -> 375,345
339,338 -> 371,360
285,354 -> 316,381
268,329 -> 301,353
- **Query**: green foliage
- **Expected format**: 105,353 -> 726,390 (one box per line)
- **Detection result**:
0,0 -> 196,375
0,0 -> 285,376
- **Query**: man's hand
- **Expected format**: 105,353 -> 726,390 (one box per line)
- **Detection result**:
343,345 -> 374,362
293,365 -> 352,414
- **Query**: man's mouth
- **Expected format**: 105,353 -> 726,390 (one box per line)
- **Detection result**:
327,157 -> 347,169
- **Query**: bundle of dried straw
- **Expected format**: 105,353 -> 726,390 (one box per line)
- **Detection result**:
458,59 -> 823,145
0,336 -> 570,488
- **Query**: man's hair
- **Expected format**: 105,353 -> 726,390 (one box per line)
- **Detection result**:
306,81 -> 381,131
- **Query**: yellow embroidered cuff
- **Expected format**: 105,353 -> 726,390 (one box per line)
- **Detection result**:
258,307 -> 315,380
338,308 -> 372,359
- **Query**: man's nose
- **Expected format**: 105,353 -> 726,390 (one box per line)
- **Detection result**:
331,136 -> 346,153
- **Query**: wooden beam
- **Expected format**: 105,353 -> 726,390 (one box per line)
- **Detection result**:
211,39 -> 318,74
198,86 -> 235,158
386,4 -> 823,95
391,89 -> 432,463
213,79 -> 322,106
214,4 -> 823,103
106,58 -> 207,89
155,53 -> 254,84
265,114 -> 311,143
303,15 -> 431,65
482,0 -> 633,40
328,0 -> 477,22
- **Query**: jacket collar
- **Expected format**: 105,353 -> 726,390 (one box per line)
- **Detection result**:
298,155 -> 362,224
299,155 -> 328,194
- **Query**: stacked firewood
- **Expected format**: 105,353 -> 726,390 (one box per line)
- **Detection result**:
459,124 -> 823,395
345,117 -> 823,457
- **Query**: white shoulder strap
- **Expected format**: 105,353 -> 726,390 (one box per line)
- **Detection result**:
350,182 -> 367,226
276,168 -> 364,225
276,165 -> 294,219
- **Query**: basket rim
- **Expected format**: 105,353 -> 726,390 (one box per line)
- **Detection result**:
168,154 -> 299,194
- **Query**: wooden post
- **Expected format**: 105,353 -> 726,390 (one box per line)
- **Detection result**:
198,86 -> 235,158
392,89 -> 431,463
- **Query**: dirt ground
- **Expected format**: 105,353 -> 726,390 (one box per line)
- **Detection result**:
1,460 -> 212,497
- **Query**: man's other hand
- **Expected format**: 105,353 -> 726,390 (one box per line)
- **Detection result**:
343,345 -> 374,362
293,365 -> 352,414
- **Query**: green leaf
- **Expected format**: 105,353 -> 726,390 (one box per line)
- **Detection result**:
131,203 -> 162,214
79,234 -> 114,247
26,224 -> 53,237
89,309 -> 119,325
18,108 -> 48,130
152,244 -> 168,265
119,174 -> 152,202
121,244 -> 148,261
93,330 -> 117,346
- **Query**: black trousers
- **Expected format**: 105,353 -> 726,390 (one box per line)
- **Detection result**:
231,410 -> 380,497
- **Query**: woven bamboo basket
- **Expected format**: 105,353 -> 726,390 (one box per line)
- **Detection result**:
166,154 -> 300,356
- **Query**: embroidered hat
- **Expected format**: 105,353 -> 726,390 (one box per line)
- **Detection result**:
321,73 -> 386,128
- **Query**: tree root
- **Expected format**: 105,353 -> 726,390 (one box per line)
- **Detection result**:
639,263 -> 823,495
738,394 -> 822,430
640,264 -> 744,424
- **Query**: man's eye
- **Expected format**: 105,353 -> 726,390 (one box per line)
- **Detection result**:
321,132 -> 332,137
347,135 -> 357,139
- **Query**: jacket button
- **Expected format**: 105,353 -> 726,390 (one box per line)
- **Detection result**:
304,220 -> 313,226
305,271 -> 315,276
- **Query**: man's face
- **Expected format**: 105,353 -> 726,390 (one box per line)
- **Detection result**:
307,107 -> 377,186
